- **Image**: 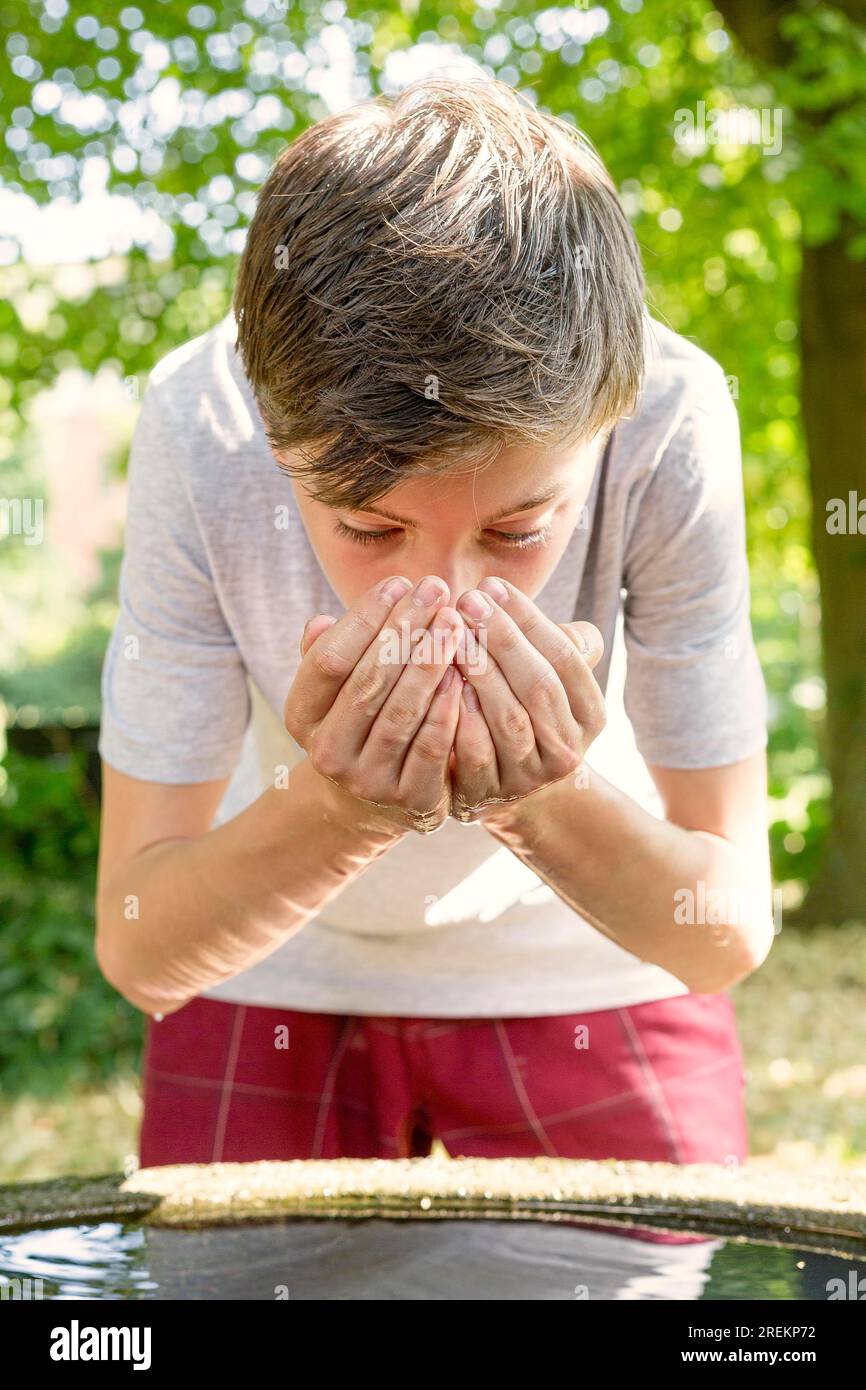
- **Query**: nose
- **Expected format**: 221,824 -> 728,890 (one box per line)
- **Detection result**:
415,562 -> 490,608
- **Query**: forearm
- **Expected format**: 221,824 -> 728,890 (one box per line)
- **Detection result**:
96,757 -> 406,1016
481,767 -> 775,992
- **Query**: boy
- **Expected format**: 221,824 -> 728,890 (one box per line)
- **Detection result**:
96,77 -> 773,1169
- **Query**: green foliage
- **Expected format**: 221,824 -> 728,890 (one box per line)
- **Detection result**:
0,611 -> 114,724
0,744 -> 142,1094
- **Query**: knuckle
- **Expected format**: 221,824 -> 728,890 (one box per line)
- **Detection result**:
412,731 -> 446,764
548,744 -> 581,780
379,696 -> 418,736
519,608 -> 542,641
528,669 -> 559,705
514,747 -> 541,777
503,705 -> 532,740
347,607 -> 384,644
312,642 -> 352,682
498,622 -> 522,655
375,727 -> 407,755
310,735 -> 345,781
348,660 -> 392,714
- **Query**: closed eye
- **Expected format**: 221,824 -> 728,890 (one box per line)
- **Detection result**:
333,519 -> 397,546
488,525 -> 553,549
333,519 -> 553,549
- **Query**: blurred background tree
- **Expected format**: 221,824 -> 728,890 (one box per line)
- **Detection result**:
713,0 -> 866,922
1,0 -> 865,1170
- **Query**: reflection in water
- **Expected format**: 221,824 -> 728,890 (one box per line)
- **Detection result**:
1,1220 -> 864,1301
143,1220 -> 721,1301
0,1223 -> 155,1300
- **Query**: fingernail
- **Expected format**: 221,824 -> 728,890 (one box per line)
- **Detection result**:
459,589 -> 493,621
413,575 -> 447,607
480,577 -> 508,604
380,575 -> 412,603
462,682 -> 480,712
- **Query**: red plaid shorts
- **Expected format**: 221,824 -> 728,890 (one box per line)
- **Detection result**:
139,990 -> 747,1169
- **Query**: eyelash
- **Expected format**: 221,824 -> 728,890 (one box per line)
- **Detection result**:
333,520 -> 553,550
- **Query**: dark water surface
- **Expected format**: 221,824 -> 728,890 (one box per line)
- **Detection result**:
2,1219 -> 864,1300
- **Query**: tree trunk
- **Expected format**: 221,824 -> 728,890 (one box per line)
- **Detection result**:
714,0 -> 866,925
798,233 -> 866,924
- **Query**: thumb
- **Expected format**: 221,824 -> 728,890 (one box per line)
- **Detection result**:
300,614 -> 338,657
559,621 -> 604,672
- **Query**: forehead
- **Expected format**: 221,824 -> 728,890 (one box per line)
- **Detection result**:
352,435 -> 602,523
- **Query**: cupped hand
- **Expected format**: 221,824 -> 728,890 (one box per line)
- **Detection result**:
285,575 -> 466,834
448,577 -> 607,823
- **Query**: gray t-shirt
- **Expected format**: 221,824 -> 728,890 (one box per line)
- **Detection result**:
99,312 -> 768,1017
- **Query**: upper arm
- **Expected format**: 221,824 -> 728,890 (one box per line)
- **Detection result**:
622,366 -> 768,772
647,750 -> 768,852
647,750 -> 773,912
98,377 -> 250,788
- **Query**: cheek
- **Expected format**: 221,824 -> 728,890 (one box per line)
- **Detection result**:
335,557 -> 390,606
303,527 -> 391,607
494,529 -> 574,598
497,552 -> 557,599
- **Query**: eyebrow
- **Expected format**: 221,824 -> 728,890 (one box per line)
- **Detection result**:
347,480 -> 570,529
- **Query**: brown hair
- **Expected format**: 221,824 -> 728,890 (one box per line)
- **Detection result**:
234,76 -> 646,510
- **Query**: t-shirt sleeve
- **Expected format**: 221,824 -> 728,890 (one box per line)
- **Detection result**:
98,378 -> 251,783
621,367 -> 768,769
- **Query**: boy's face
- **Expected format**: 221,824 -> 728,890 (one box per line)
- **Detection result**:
287,434 -> 605,609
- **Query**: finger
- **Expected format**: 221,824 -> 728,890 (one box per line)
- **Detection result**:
475,576 -> 603,673
475,577 -> 606,734
362,607 -> 466,773
456,586 -> 572,749
454,641 -> 540,775
300,614 -> 338,657
453,680 -> 498,819
290,575 -> 414,740
328,579 -> 454,758
561,620 -> 604,672
400,662 -> 464,815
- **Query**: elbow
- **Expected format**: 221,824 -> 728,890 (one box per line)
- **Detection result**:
95,927 -> 149,1015
95,913 -> 128,999
675,916 -> 776,994
95,909 -> 186,1019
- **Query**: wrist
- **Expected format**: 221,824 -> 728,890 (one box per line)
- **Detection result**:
306,761 -> 410,847
477,776 -> 566,841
